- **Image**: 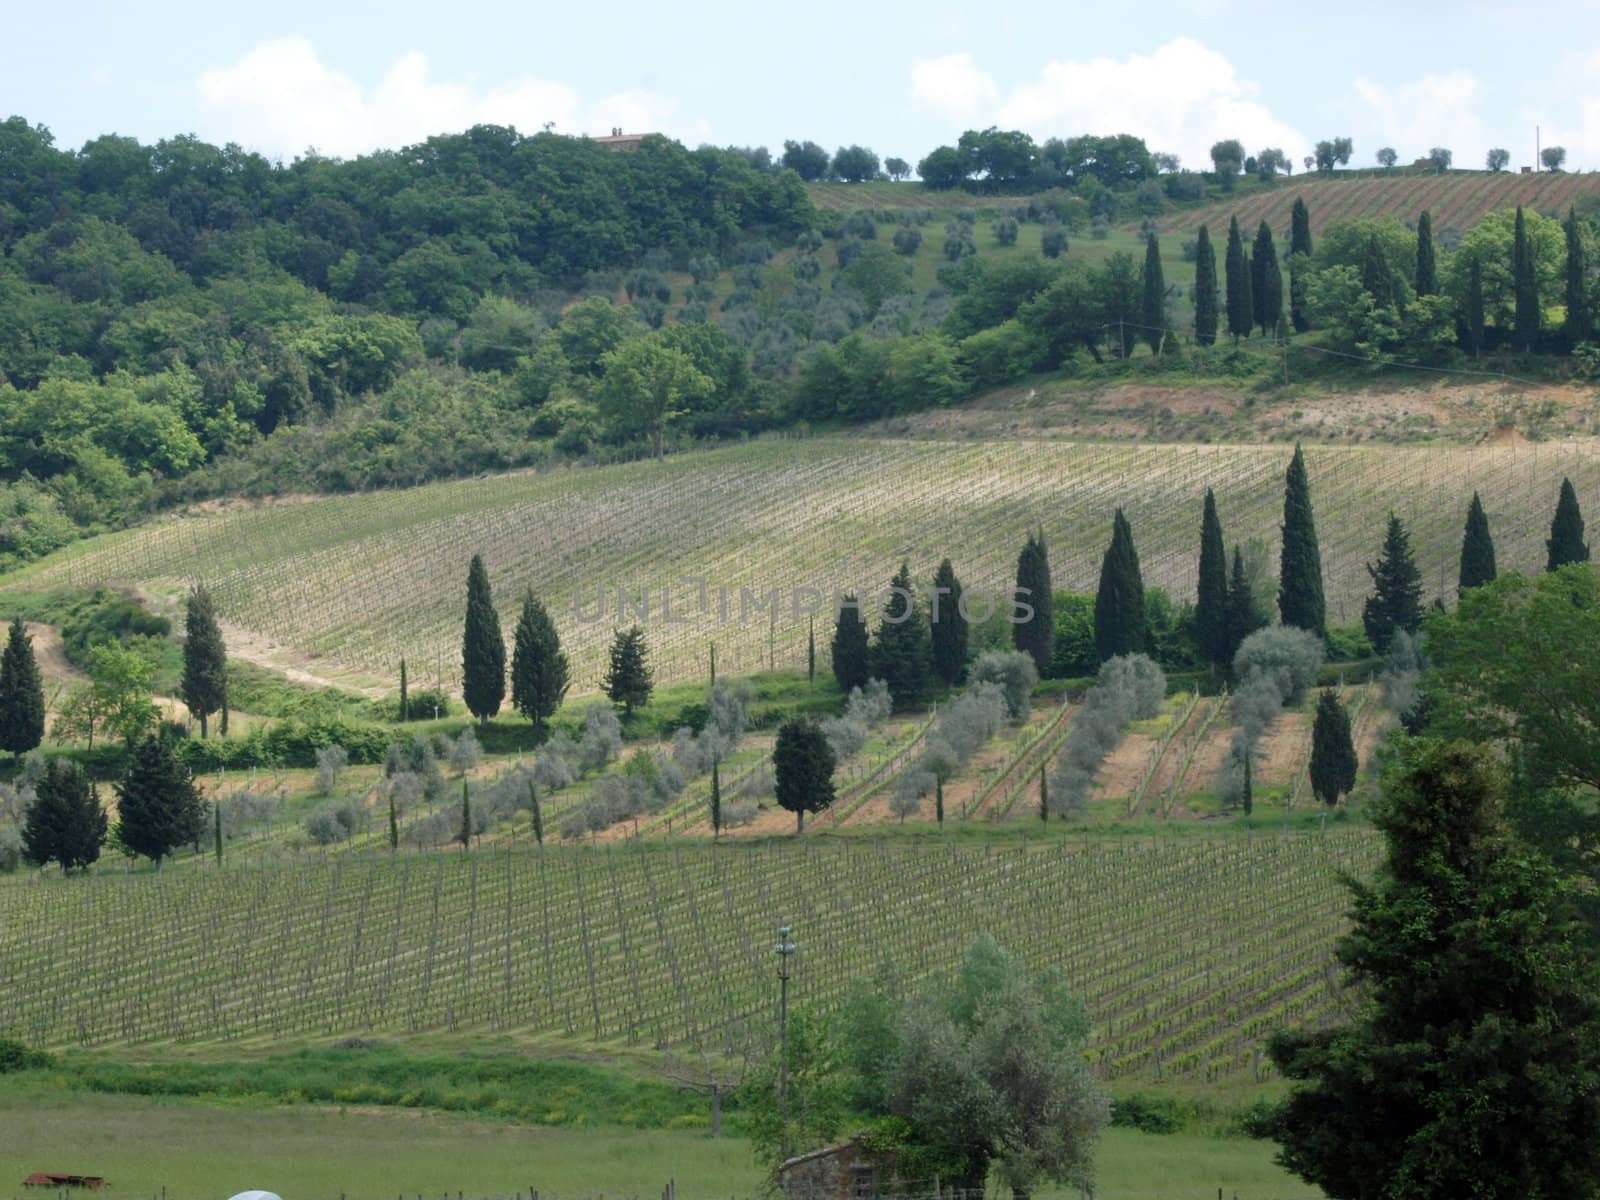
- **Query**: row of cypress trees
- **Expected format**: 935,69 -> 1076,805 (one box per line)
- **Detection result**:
460,554 -> 573,731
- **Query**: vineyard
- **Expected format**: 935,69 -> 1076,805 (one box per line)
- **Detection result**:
8,436 -> 1595,696
1156,170 -> 1600,239
0,832 -> 1378,1083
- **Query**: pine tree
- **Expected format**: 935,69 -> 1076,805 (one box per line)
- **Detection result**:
461,554 -> 506,724
115,732 -> 204,868
179,585 -> 227,738
528,780 -> 544,846
831,598 -> 871,693
1250,220 -> 1282,335
1141,233 -> 1167,353
1548,477 -> 1590,570
1458,491 -> 1498,593
1362,513 -> 1424,653
1195,490 -> 1230,667
399,658 -> 409,722
510,590 -> 569,738
0,617 -> 45,764
1225,216 -> 1253,342
870,562 -> 933,709
1094,509 -> 1148,662
21,759 -> 106,873
1289,198 -> 1313,333
710,755 -> 722,841
930,558 -> 969,687
1566,207 -> 1591,346
1466,253 -> 1486,355
458,779 -> 472,849
1308,689 -> 1358,806
773,718 -> 836,834
1513,205 -> 1541,351
602,626 -> 654,714
1414,210 -> 1437,296
1012,530 -> 1055,675
1278,444 -> 1326,637
1193,225 -> 1219,346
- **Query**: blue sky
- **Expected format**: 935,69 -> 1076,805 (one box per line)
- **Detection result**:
8,0 -> 1600,173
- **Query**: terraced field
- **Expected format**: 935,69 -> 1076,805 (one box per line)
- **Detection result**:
0,832 -> 1377,1083
10,436 -> 1595,695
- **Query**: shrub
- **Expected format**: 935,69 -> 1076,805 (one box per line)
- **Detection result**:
967,650 -> 1039,720
0,825 -> 22,873
0,1038 -> 52,1073
1234,627 -> 1325,706
305,799 -> 362,845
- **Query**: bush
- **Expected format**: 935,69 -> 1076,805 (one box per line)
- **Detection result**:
0,825 -> 22,873
1234,626 -> 1325,706
967,650 -> 1039,719
403,688 -> 452,721
305,799 -> 362,845
1111,1092 -> 1186,1134
314,745 -> 348,794
0,1038 -> 52,1073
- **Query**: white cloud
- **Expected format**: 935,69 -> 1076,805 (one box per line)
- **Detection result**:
1349,71 -> 1485,165
195,38 -> 703,161
1526,51 -> 1600,170
910,39 -> 1307,168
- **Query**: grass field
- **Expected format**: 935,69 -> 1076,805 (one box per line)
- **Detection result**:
9,436 -> 1594,696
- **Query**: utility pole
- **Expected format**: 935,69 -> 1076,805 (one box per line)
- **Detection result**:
774,923 -> 797,1159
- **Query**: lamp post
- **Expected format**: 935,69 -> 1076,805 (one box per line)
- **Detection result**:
774,923 -> 797,1157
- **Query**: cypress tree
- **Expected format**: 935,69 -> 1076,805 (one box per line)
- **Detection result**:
1250,220 -> 1282,335
1193,225 -> 1219,346
1278,444 -> 1327,636
0,617 -> 45,764
528,780 -> 543,846
1093,508 -> 1148,662
1466,254 -> 1486,355
1241,748 -> 1253,817
1225,216 -> 1253,342
1566,207 -> 1591,347
710,755 -> 722,840
179,585 -> 227,738
116,732 -> 204,869
1548,477 -> 1590,570
773,718 -> 836,833
930,558 -> 969,687
1141,233 -> 1167,353
1458,492 -> 1497,593
461,554 -> 506,725
458,779 -> 472,849
21,759 -> 106,873
1513,205 -> 1540,351
510,590 -> 570,738
1039,763 -> 1048,823
389,789 -> 399,850
1195,490 -> 1230,667
213,799 -> 222,864
1012,530 -> 1055,675
709,642 -> 716,687
870,562 -> 933,709
1226,546 -> 1264,664
1414,210 -> 1437,296
602,626 -> 654,714
1289,197 -> 1313,333
1361,234 -> 1402,315
807,617 -> 816,686
398,658 -> 408,722
831,598 -> 871,693
1308,689 -> 1358,806
1362,513 -> 1424,653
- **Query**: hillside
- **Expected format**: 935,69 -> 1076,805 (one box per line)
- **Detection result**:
10,434 -> 1595,695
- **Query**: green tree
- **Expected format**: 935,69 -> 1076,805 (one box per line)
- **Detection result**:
1269,740 -> 1600,1200
1360,232 -> 1403,316
0,617 -> 45,763
398,657 -> 408,722
1465,253 -> 1486,355
55,644 -> 157,750
115,731 -> 204,868
930,558 -> 969,687
1250,220 -> 1281,334
461,554 -> 505,725
528,780 -> 543,846
179,584 -> 226,738
1548,477 -> 1589,571
1289,198 -> 1313,331
709,755 -> 721,840
1278,444 -> 1326,636
1140,233 -> 1166,353
1513,205 -> 1540,350
831,598 -> 871,693
1459,491 -> 1497,593
1193,225 -> 1219,346
1414,209 -> 1436,296
21,758 -> 106,873
510,591 -> 569,738
457,779 -> 472,849
1226,546 -> 1267,663
1566,207 -> 1591,346
1013,530 -> 1054,675
773,718 -> 836,833
1195,490 -> 1230,667
1307,689 -> 1357,806
1224,216 -> 1252,341
1361,513 -> 1424,653
602,626 -> 653,715
870,562 -> 933,709
596,335 -> 715,460
1093,509 -> 1148,662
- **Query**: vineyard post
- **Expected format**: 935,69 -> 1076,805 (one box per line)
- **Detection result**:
774,923 -> 797,1158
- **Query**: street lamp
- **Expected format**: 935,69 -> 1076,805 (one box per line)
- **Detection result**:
774,923 -> 797,1157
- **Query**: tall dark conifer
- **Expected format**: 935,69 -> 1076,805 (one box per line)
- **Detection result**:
0,617 -> 45,764
1308,689 -> 1358,806
1225,216 -> 1252,341
1141,233 -> 1166,352
1093,509 -> 1148,662
1226,547 -> 1265,663
1012,530 -> 1054,675
1414,210 -> 1437,296
1278,444 -> 1326,636
398,658 -> 409,722
602,626 -> 653,714
773,718 -> 836,834
510,590 -> 569,738
461,554 -> 506,724
930,558 -> 969,687
1361,234 -> 1403,315
1566,207 -> 1591,347
21,759 -> 105,873
115,732 -> 204,869
1459,492 -> 1497,593
1548,477 -> 1590,570
831,599 -> 871,693
1289,197 -> 1313,332
1362,513 -> 1424,653
710,756 -> 722,841
870,562 -> 933,709
1513,205 -> 1540,351
1195,490 -> 1230,667
1193,225 -> 1219,346
179,585 -> 227,738
1466,254 -> 1486,355
1250,220 -> 1282,334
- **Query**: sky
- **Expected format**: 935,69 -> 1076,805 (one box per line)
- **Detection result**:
8,0 -> 1600,174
